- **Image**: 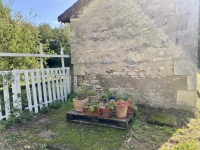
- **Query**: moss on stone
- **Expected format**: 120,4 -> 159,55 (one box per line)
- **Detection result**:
148,110 -> 177,127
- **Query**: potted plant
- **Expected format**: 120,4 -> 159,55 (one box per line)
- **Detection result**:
99,100 -> 115,118
104,86 -> 116,101
115,99 -> 129,118
73,83 -> 88,112
99,94 -> 109,102
88,90 -> 98,102
84,102 -> 102,116
126,97 -> 137,115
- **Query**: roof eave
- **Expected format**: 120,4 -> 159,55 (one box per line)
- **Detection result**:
58,0 -> 91,23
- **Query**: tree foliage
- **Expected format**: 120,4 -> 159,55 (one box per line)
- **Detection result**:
0,0 -> 41,70
38,23 -> 71,68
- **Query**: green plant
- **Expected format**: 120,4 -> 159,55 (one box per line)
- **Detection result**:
103,86 -> 117,98
132,119 -> 142,130
88,90 -> 97,96
0,122 -> 5,131
84,102 -> 102,113
76,83 -> 88,100
40,106 -> 50,114
107,100 -> 115,110
4,117 -> 15,128
4,133 -> 19,143
41,143 -> 47,150
15,110 -> 34,124
100,94 -> 109,100
49,100 -> 62,109
67,93 -> 78,102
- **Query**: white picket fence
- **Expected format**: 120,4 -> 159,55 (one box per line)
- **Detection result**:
0,44 -> 71,120
0,68 -> 70,120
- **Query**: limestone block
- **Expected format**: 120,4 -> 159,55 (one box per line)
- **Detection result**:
174,60 -> 197,75
187,75 -> 197,90
159,51 -> 165,56
128,72 -> 138,76
177,90 -> 196,107
112,72 -> 121,76
74,64 -> 85,75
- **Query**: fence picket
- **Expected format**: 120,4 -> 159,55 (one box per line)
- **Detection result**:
0,106 -> 2,120
42,70 -> 48,106
55,69 -> 61,100
16,73 -> 22,109
59,69 -> 64,102
12,73 -> 22,116
31,71 -> 38,113
3,74 -> 10,120
51,70 -> 56,101
63,69 -> 67,101
36,70 -> 43,109
24,71 -> 33,111
47,69 -> 52,103
12,73 -> 18,108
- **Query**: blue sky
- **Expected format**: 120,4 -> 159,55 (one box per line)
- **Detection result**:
8,0 -> 77,28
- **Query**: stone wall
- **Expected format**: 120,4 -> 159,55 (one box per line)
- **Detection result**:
70,0 -> 199,112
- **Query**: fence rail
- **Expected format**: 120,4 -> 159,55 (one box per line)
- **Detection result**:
0,67 -> 70,120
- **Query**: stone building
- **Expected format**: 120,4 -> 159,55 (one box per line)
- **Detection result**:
58,0 -> 199,112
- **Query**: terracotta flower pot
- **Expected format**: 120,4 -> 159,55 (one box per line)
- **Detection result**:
127,106 -> 133,115
99,108 -> 112,118
115,105 -> 128,118
127,106 -> 137,115
84,107 -> 100,116
73,98 -> 88,112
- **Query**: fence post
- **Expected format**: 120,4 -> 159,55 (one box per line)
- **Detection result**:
61,47 -> 65,68
40,43 -> 43,69
61,48 -> 68,101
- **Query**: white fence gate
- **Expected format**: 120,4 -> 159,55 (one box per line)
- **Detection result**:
0,44 -> 71,120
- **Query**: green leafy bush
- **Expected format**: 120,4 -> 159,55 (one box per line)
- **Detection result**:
49,100 -> 62,109
40,106 -> 50,114
15,110 -> 34,124
0,122 -> 5,131
67,93 -> 78,102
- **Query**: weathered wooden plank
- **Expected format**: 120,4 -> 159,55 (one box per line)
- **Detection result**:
0,53 -> 69,58
46,69 -> 52,103
71,120 -> 126,130
51,70 -> 56,101
31,71 -> 38,113
24,71 -> 33,111
42,70 -> 48,106
12,73 -> 18,108
36,70 -> 43,109
12,73 -> 22,117
16,73 -> 22,109
66,110 -> 134,129
2,74 -> 10,120
55,69 -> 60,100
63,69 -> 67,101
59,69 -> 64,102
0,103 -> 2,120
